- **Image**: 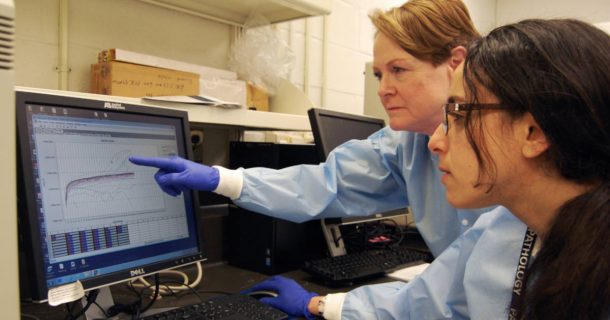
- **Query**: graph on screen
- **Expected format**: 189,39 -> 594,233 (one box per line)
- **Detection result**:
55,142 -> 163,220
30,111 -> 191,263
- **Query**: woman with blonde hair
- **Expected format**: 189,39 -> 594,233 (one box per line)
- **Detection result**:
132,0 -> 495,262
132,2 -> 532,318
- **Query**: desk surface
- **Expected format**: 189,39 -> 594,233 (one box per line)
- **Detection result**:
21,262 -> 396,320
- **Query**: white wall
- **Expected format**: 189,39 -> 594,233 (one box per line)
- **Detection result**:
277,0 -> 497,116
275,1 -> 404,115
14,0 -> 610,117
464,0 -> 497,34
283,0 -> 608,116
497,0 -> 610,26
15,0 -> 232,92
0,0 -> 18,317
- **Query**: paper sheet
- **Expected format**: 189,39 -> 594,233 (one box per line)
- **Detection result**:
143,95 -> 242,109
47,280 -> 85,306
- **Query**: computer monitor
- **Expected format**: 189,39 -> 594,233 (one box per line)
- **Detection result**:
16,88 -> 205,305
308,108 -> 386,162
307,108 -> 408,256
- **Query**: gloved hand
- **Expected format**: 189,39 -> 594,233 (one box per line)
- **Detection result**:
242,276 -> 319,319
129,156 -> 220,196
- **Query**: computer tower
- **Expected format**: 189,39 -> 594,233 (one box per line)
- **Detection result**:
227,142 -> 327,274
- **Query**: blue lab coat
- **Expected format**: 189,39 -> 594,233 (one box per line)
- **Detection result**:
340,207 -> 525,319
232,127 -> 527,318
235,127 -> 495,257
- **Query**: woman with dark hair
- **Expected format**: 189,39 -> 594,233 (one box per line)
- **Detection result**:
130,2 -> 534,318
246,18 -> 609,320
429,19 -> 610,319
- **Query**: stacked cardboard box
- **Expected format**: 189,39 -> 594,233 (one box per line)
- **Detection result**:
90,61 -> 200,97
90,49 -> 267,111
91,49 -> 200,98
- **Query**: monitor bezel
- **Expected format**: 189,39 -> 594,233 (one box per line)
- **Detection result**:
16,89 -> 206,303
307,107 -> 386,161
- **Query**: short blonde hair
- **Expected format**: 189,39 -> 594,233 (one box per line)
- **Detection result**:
370,0 -> 479,65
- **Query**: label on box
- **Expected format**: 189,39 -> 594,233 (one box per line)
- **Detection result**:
91,61 -> 200,98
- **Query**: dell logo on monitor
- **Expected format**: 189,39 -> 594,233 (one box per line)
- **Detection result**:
130,268 -> 146,277
103,102 -> 125,110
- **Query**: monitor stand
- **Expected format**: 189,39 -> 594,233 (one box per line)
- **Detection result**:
83,286 -> 114,320
320,209 -> 410,257
82,284 -> 172,319
320,219 -> 347,257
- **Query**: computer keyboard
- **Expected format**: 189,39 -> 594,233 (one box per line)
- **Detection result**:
303,246 -> 432,284
140,293 -> 288,320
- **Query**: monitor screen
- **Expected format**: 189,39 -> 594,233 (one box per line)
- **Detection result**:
17,89 -> 205,302
307,108 -> 386,161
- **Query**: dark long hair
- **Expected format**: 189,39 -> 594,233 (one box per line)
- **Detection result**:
463,19 -> 610,319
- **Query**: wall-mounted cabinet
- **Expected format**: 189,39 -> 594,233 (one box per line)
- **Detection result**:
139,0 -> 331,26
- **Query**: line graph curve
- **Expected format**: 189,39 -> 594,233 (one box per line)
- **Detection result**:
64,172 -> 135,204
55,142 -> 165,220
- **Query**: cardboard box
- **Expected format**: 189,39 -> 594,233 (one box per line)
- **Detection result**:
90,61 -> 200,97
246,82 -> 269,112
98,48 -> 237,80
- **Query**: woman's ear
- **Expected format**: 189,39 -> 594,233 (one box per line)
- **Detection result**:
520,113 -> 550,158
449,46 -> 467,70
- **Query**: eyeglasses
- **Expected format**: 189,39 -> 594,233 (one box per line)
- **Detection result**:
442,103 -> 507,135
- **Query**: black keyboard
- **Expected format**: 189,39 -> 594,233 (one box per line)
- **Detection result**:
140,293 -> 288,320
303,247 -> 432,284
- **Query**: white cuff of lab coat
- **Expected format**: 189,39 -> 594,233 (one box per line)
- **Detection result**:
323,292 -> 346,320
212,166 -> 243,200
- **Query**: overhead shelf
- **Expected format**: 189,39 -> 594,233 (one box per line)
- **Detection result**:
142,98 -> 312,131
139,0 -> 332,27
18,86 -> 312,131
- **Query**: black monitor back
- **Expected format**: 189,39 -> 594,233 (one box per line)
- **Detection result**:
307,108 -> 413,256
307,108 -> 385,161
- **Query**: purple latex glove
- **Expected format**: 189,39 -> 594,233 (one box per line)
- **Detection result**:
242,276 -> 319,319
129,156 -> 219,196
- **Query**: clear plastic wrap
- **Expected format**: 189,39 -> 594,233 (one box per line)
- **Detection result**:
228,13 -> 295,96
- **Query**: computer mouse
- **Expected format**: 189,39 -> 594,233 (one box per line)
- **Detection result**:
246,290 -> 279,299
